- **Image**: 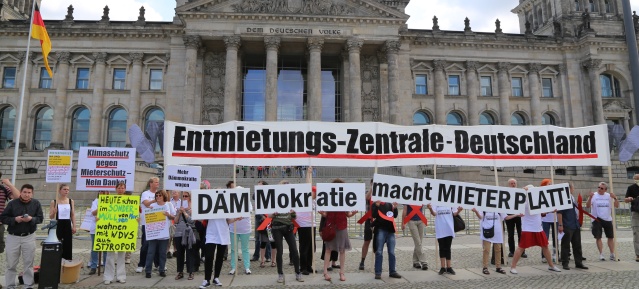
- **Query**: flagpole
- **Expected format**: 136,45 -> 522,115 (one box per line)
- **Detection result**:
11,0 -> 38,183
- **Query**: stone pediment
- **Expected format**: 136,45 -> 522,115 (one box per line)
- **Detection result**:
177,0 -> 408,19
603,100 -> 632,112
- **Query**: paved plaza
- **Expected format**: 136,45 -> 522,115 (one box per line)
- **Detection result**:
2,229 -> 639,288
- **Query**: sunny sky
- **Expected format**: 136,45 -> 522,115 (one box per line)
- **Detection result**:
38,0 -> 639,34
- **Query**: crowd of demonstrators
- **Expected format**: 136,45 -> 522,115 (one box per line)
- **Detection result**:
557,183 -> 589,270
88,191 -> 108,275
49,184 -> 76,261
145,190 -> 176,278
372,200 -> 401,280
624,173 -> 639,262
587,181 -> 619,261
402,204 -> 428,270
427,204 -> 462,275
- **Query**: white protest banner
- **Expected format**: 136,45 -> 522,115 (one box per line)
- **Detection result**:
164,165 -> 202,191
191,188 -> 252,220
46,150 -> 73,183
371,174 -> 432,206
254,183 -> 313,214
164,121 -> 609,167
144,207 -> 170,240
79,209 -> 95,232
316,183 -> 366,212
76,147 -> 136,191
526,183 -> 573,214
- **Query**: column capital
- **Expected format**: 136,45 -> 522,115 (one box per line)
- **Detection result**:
307,37 -> 324,51
183,35 -> 202,49
17,51 -> 34,64
465,61 -> 479,72
264,36 -> 281,51
558,64 -> 567,74
376,50 -> 387,64
129,52 -> 144,65
497,62 -> 511,72
433,59 -> 447,71
93,52 -> 108,64
56,51 -> 71,63
346,38 -> 363,52
582,58 -> 602,70
224,36 -> 242,50
384,40 -> 401,54
528,63 -> 541,74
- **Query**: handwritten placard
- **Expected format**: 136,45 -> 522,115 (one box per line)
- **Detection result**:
93,195 -> 139,252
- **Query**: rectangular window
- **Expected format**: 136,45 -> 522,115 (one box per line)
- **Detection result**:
113,68 -> 126,90
480,76 -> 492,96
448,75 -> 460,95
2,67 -> 16,88
512,77 -> 523,97
39,67 -> 52,89
542,78 -> 553,97
415,74 -> 427,95
149,69 -> 163,90
76,68 -> 90,89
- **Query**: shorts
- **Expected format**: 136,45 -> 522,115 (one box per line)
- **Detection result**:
518,231 -> 548,249
364,219 -> 373,241
591,219 -> 614,239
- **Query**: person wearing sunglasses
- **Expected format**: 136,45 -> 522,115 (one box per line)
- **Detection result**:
586,182 -> 619,261
144,190 -> 176,278
174,192 -> 197,281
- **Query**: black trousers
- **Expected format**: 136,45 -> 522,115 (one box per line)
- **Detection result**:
437,236 -> 453,260
505,217 -> 522,254
298,227 -> 316,272
561,227 -> 584,267
204,243 -> 227,281
174,236 -> 196,274
272,226 -> 300,274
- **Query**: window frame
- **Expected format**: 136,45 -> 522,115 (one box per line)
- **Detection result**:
70,107 -> 90,151
107,108 -> 128,148
112,68 -> 127,90
149,69 -> 163,91
511,77 -> 523,97
76,67 -> 90,89
39,67 -> 52,89
413,111 -> 431,125
2,67 -> 17,89
448,75 -> 460,96
479,112 -> 496,125
542,78 -> 553,98
33,106 -> 53,150
480,76 -> 492,96
446,111 -> 464,126
415,74 -> 428,95
542,113 -> 556,125
0,106 -> 15,150
511,112 -> 527,126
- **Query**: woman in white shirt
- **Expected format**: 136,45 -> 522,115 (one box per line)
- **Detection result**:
427,204 -> 462,275
144,190 -> 176,278
49,184 -> 76,261
200,217 -> 239,288
229,216 -> 252,275
472,208 -> 517,274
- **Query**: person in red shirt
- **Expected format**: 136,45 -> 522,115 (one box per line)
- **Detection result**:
319,209 -> 357,282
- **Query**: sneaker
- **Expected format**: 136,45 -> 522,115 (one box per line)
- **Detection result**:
389,272 -> 402,278
104,280 -> 111,285
610,253 -> 616,261
296,273 -> 304,282
136,266 -> 144,273
541,258 -> 547,263
510,268 -> 518,274
145,273 -> 152,278
522,253 -> 528,258
199,280 -> 211,289
277,274 -> 284,283
446,267 -> 456,275
548,266 -> 561,272
600,254 -> 605,261
301,270 -> 309,275
212,278 -> 222,286
421,262 -> 429,270
508,252 -> 514,257
413,263 -> 421,268
245,268 -> 252,275
438,268 -> 446,275
374,274 -> 381,279
117,279 -> 126,283
229,268 -> 235,275
359,262 -> 365,270
159,272 -> 166,277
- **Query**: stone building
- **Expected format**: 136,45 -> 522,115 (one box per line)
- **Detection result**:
0,0 -> 638,200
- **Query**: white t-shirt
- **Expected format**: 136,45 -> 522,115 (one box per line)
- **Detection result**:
139,190 -> 156,225
89,198 -> 99,234
479,212 -> 506,243
434,206 -> 455,239
521,205 -> 543,232
229,217 -> 252,235
149,202 -> 176,240
206,218 -> 231,245
296,201 -> 316,228
170,199 -> 189,210
590,192 -> 613,221
541,212 -> 556,223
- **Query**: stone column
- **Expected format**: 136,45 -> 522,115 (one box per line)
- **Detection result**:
340,50 -> 350,122
583,59 -> 605,124
49,51 -> 70,149
466,61 -> 479,125
15,51 -> 33,148
385,40 -> 401,124
528,63 -> 542,125
223,36 -> 241,122
347,38 -> 363,122
377,51 -> 389,123
307,37 -> 324,121
127,52 -> 144,143
433,59 -> 447,124
88,52 -> 107,147
183,35 -> 201,124
497,62 -> 511,125
557,64 -> 572,127
264,37 -> 280,121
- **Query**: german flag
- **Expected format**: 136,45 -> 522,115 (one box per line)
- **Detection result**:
31,3 -> 52,78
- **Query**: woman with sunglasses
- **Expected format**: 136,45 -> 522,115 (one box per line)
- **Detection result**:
174,192 -> 197,281
145,190 -> 176,278
103,182 -> 127,284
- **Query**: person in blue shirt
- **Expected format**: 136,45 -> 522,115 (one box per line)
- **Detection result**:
557,183 -> 588,270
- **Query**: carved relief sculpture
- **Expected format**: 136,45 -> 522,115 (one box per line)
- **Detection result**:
202,52 -> 226,125
361,55 -> 380,122
233,0 -> 355,15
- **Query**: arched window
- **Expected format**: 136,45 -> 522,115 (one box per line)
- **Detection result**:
446,112 -> 463,126
511,112 -> 526,126
542,113 -> 556,125
70,107 -> 90,151
0,106 -> 15,149
413,111 -> 431,125
479,112 -> 495,125
600,74 -> 621,97
145,108 -> 165,151
33,107 -> 53,150
107,108 -> 127,147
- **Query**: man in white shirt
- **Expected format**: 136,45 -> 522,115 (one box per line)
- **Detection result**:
136,177 -> 160,273
586,182 -> 619,261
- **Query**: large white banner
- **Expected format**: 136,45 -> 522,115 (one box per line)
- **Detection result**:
163,165 -> 202,191
76,147 -> 136,191
164,121 -> 609,167
526,183 -> 573,214
254,183 -> 313,214
46,150 -> 73,183
316,183 -> 366,212
191,188 -> 252,220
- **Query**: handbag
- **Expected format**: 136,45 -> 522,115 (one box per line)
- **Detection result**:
182,212 -> 200,242
482,212 -> 495,238
453,214 -> 465,233
321,223 -> 336,242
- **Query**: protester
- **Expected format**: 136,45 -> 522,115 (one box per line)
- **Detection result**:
168,190 -> 186,259
174,191 -> 197,281
89,190 -> 109,275
319,199 -> 357,282
557,183 -> 589,270
298,168 -> 317,275
270,208 -> 304,283
319,216 -> 339,271
257,216 -> 276,268
540,179 -> 558,263
251,181 -> 271,263
471,208 -> 516,274
49,184 -> 76,261
0,179 -> 21,258
402,204 -> 428,270
359,180 -> 375,271
200,217 -> 235,288
510,185 -> 561,274
372,200 -> 401,280
137,177 -> 160,273
0,184 -> 43,289
229,216 -> 252,275
427,204 -> 462,275
193,181 -> 211,273
624,173 -> 639,262
505,178 -> 525,258
145,190 -> 176,278
586,182 -> 619,261
103,182 -> 128,284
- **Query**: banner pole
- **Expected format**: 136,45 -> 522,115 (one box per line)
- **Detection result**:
607,165 -> 619,261
306,166 -> 315,276
371,166 -> 377,275
433,164 -> 438,271
550,166 -> 560,262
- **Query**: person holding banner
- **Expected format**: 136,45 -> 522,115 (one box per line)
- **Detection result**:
427,204 -> 462,275
402,204 -> 428,270
103,182 -> 128,284
229,216 -> 252,275
168,190 -> 186,259
586,182 -> 619,261
540,179 -> 558,263
270,209 -> 304,283
372,200 -> 401,280
624,173 -> 639,262
251,181 -> 272,264
145,190 -> 176,278
200,217 -> 236,288
89,190 -> 109,275
318,207 -> 357,282
174,191 -> 197,281
298,173 -> 316,275
49,184 -> 76,261
359,180 -> 375,271
557,183 -> 589,270
471,208 -> 514,274
505,178 -> 525,258
136,177 -> 161,273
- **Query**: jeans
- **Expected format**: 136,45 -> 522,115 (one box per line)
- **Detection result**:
89,234 -> 107,269
138,225 -> 159,268
145,239 -> 168,274
374,229 -> 396,276
252,215 -> 271,260
271,226 -> 301,274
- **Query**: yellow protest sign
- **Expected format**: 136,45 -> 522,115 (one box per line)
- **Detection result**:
145,211 -> 165,223
93,195 -> 140,252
